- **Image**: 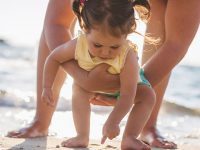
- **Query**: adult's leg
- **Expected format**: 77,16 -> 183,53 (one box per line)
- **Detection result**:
7,31 -> 67,138
140,0 -> 174,148
141,0 -> 200,148
144,0 -> 200,86
61,83 -> 92,148
7,0 -> 76,138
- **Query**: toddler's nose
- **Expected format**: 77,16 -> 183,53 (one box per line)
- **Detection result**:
101,49 -> 110,57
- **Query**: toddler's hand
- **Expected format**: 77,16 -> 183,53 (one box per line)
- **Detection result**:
41,88 -> 54,107
101,122 -> 120,144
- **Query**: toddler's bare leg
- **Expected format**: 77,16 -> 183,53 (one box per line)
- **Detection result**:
61,83 -> 93,148
121,85 -> 155,150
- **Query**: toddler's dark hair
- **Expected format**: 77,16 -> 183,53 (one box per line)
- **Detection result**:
73,0 -> 150,37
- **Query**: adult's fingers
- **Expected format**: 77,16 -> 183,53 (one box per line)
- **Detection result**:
95,63 -> 110,71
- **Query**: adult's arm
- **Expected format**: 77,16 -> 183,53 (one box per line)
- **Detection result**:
62,61 -> 120,92
144,0 -> 200,87
44,0 -> 75,50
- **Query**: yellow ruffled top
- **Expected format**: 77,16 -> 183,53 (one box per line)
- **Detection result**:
75,32 -> 137,74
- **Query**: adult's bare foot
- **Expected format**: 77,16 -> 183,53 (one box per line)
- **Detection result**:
121,135 -> 151,150
140,127 -> 177,149
61,136 -> 89,148
7,121 -> 48,138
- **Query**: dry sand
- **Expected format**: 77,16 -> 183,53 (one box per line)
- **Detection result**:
0,136 -> 200,150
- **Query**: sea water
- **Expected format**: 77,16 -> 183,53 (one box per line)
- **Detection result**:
0,0 -> 200,142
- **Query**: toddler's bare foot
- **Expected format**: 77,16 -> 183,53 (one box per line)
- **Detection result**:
140,127 -> 177,149
61,135 -> 89,148
121,136 -> 151,150
7,121 -> 48,138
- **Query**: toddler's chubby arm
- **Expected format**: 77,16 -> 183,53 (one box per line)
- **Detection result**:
101,50 -> 138,143
42,39 -> 77,106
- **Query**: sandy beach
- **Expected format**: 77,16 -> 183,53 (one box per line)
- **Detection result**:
0,136 -> 200,150
0,137 -> 119,150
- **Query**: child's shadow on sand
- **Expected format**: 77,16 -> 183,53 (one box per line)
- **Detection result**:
9,137 -> 48,150
8,137 -> 119,150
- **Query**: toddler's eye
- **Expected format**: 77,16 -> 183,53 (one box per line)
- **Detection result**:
94,43 -> 102,48
110,46 -> 120,49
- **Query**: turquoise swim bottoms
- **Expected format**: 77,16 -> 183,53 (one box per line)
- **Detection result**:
98,68 -> 151,99
138,68 -> 151,87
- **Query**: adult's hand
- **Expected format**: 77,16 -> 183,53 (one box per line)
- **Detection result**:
62,61 -> 120,92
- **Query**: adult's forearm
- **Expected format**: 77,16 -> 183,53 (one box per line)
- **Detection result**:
61,61 -> 120,92
86,71 -> 120,92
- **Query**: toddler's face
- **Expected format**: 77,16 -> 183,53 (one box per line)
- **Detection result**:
86,29 -> 126,60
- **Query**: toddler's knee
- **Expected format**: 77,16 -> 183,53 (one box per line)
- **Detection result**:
136,85 -> 156,108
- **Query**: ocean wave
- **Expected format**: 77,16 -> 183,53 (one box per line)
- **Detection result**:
0,39 -> 9,46
161,101 -> 200,116
0,89 -> 112,114
0,89 -> 71,111
1,89 -> 200,116
0,41 -> 35,61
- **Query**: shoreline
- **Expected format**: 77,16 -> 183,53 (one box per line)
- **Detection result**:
0,137 -> 200,150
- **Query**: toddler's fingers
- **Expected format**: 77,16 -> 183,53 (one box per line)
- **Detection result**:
49,95 -> 56,106
107,130 -> 119,140
47,97 -> 55,107
99,63 -> 110,69
93,63 -> 109,73
43,96 -> 54,107
107,134 -> 115,140
42,95 -> 48,103
49,100 -> 55,107
101,135 -> 107,144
